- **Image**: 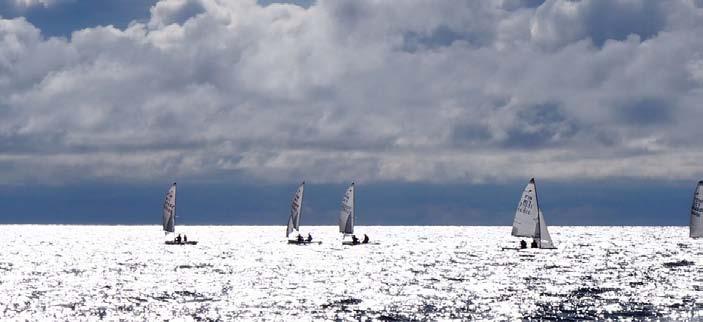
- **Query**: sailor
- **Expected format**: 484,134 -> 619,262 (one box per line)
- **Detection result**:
297,234 -> 304,243
351,235 -> 359,245
520,240 -> 527,249
531,240 -> 538,248
183,235 -> 188,243
305,233 -> 312,242
362,234 -> 369,244
175,234 -> 182,244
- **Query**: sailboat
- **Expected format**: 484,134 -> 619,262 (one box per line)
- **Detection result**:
286,182 -> 320,245
339,182 -> 370,245
690,181 -> 703,238
162,182 -> 198,245
510,178 -> 555,249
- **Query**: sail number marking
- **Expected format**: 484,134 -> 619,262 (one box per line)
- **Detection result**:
518,195 -> 533,214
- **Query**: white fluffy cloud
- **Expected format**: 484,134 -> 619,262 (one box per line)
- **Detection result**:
1,0 -> 703,184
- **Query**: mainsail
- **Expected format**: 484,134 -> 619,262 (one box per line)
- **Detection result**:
338,183 -> 355,234
286,182 -> 305,238
511,178 -> 555,249
690,181 -> 703,238
512,179 -> 539,237
162,183 -> 176,234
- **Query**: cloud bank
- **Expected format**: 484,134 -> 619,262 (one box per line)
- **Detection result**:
1,0 -> 703,185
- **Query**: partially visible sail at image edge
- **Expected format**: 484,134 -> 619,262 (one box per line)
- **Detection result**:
690,181 -> 703,238
162,183 -> 176,233
511,180 -> 538,238
339,183 -> 354,234
286,182 -> 304,238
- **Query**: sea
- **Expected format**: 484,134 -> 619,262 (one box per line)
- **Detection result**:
0,225 -> 701,321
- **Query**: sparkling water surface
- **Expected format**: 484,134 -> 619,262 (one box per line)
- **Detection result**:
1,225 -> 702,320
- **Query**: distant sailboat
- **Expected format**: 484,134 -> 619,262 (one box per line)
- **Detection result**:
690,181 -> 703,239
162,182 -> 197,245
286,182 -> 320,245
339,182 -> 370,245
339,182 -> 354,233
163,183 -> 176,235
511,178 -> 555,249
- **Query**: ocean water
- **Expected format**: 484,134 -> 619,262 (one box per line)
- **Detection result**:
0,225 -> 701,320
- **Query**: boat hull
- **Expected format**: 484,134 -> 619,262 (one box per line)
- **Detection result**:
164,241 -> 198,245
342,241 -> 376,246
500,246 -> 555,251
287,240 -> 322,245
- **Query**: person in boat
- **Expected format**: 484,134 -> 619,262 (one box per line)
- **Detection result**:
351,235 -> 359,245
531,240 -> 538,248
297,234 -> 304,243
175,234 -> 182,244
183,235 -> 188,243
305,233 -> 312,242
362,234 -> 369,244
520,240 -> 527,249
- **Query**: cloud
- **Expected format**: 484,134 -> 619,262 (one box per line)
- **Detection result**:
530,0 -> 670,49
1,0 -> 703,185
10,0 -> 75,9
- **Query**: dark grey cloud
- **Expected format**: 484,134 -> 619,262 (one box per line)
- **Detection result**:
1,0 -> 703,185
530,0 -> 675,49
616,97 -> 675,126
503,103 -> 580,149
499,0 -> 547,12
450,124 -> 493,148
401,25 -> 492,52
258,0 -> 314,9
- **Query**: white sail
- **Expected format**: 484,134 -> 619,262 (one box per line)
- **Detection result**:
162,183 -> 176,233
536,210 -> 555,249
286,182 -> 305,237
690,181 -> 703,238
338,183 -> 354,234
512,178 -> 539,238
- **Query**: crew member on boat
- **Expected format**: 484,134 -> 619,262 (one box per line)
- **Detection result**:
351,235 -> 359,245
175,234 -> 182,244
362,234 -> 369,244
531,240 -> 538,248
297,234 -> 304,243
183,235 -> 188,243
520,240 -> 527,249
306,233 -> 312,242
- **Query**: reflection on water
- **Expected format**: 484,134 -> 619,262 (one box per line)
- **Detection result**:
0,225 -> 701,320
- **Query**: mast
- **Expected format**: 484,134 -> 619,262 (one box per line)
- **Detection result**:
299,181 -> 304,226
532,178 -> 541,248
298,181 -> 304,236
173,182 -> 177,231
352,182 -> 355,230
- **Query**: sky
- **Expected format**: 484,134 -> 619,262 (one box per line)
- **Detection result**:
0,0 -> 702,225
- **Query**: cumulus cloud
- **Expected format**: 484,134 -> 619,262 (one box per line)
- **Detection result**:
1,0 -> 703,185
